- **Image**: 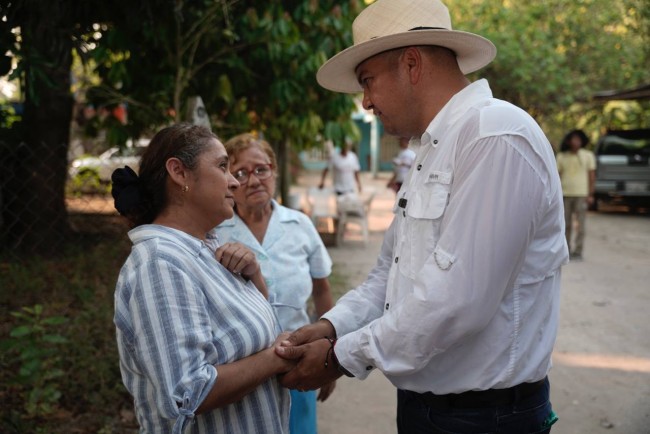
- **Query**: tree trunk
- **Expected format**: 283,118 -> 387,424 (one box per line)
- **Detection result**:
277,139 -> 290,206
0,5 -> 73,256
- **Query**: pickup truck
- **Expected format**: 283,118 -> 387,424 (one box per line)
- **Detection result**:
593,129 -> 650,211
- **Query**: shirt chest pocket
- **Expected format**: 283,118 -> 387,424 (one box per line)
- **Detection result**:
398,171 -> 452,279
408,171 -> 452,219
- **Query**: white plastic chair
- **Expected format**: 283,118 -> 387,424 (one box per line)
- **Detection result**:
306,187 -> 339,240
336,189 -> 376,245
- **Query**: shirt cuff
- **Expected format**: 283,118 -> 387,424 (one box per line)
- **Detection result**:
332,328 -> 375,380
322,307 -> 357,338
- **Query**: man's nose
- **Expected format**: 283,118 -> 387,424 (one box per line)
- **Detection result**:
362,92 -> 373,110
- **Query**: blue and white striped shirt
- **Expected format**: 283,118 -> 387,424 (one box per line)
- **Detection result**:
114,225 -> 289,433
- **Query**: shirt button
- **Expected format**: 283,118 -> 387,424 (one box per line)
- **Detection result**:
417,164 -> 422,171
366,366 -> 373,371
385,303 -> 390,310
433,139 -> 439,144
394,257 -> 399,263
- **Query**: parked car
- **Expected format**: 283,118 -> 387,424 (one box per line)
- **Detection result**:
68,139 -> 149,193
593,129 -> 650,211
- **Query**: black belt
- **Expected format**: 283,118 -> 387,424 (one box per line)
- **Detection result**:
414,377 -> 546,409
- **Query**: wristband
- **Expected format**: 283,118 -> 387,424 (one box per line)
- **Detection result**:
324,337 -> 354,377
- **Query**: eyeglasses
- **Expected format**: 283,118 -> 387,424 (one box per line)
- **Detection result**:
232,164 -> 273,185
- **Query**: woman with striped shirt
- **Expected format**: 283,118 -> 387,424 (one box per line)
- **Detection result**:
111,123 -> 292,433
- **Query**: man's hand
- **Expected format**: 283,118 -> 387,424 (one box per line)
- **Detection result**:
280,320 -> 336,348
275,338 -> 342,390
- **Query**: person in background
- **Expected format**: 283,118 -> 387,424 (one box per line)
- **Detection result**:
387,137 -> 416,194
319,140 -> 362,195
275,0 -> 568,433
111,123 -> 292,433
556,129 -> 596,261
215,133 -> 336,434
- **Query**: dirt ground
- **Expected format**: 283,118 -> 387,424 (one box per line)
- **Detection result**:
290,171 -> 650,434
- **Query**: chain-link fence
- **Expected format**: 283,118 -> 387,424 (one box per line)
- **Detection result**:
0,133 -> 137,431
0,130 -> 404,262
0,136 -> 129,262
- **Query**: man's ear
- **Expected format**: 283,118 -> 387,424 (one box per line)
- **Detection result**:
165,157 -> 188,188
402,47 -> 423,85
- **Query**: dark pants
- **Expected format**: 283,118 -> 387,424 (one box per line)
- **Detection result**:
397,378 -> 557,434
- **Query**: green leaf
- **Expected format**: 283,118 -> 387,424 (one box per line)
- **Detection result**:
10,325 -> 32,338
43,334 -> 68,344
42,316 -> 68,326
19,358 -> 41,377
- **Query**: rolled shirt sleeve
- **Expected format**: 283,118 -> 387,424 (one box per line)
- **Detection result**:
125,259 -> 219,431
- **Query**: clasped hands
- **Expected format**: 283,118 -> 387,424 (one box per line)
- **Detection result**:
216,245 -> 338,400
275,320 -> 342,399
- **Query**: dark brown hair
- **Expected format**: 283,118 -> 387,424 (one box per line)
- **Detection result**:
560,129 -> 589,152
112,123 -> 218,227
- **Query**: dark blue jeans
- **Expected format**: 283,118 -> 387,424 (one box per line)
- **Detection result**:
397,378 -> 557,434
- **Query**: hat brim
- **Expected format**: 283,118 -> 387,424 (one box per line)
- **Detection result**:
316,29 -> 496,94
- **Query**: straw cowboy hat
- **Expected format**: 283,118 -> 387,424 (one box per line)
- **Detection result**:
316,0 -> 497,93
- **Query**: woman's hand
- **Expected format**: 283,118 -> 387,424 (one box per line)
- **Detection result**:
215,242 -> 259,277
215,242 -> 268,298
269,332 -> 297,375
318,381 -> 336,402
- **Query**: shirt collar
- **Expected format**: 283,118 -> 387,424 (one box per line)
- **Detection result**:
273,200 -> 301,223
129,224 -> 219,257
419,79 -> 493,147
220,199 -> 299,227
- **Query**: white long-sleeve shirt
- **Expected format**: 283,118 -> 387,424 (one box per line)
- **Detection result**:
323,79 -> 569,394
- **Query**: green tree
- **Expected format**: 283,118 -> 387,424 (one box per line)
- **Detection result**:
85,0 -> 245,141
0,0 -> 109,255
202,0 -> 364,201
448,0 -> 648,143
1,0 -> 364,256
88,0 -> 365,203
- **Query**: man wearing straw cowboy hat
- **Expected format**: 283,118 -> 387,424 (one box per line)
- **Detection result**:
276,0 -> 568,432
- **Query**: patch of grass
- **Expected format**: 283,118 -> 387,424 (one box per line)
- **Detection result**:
0,219 -> 134,433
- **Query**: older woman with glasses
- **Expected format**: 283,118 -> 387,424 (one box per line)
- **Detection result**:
215,133 -> 336,434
